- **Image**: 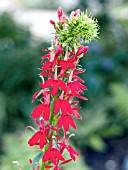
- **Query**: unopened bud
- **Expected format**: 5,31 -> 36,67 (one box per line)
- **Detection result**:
50,20 -> 55,25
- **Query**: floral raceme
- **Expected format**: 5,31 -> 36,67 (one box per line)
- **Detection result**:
27,7 -> 99,170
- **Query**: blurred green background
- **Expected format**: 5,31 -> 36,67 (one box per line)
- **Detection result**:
0,0 -> 128,170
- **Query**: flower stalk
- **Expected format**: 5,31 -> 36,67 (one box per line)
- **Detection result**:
26,7 -> 99,170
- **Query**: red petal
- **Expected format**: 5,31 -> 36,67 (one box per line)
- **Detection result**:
74,83 -> 84,94
61,159 -> 72,165
64,116 -> 70,132
32,90 -> 42,103
31,104 -> 44,118
54,99 -> 61,114
28,131 -> 41,146
76,94 -> 88,100
43,105 -> 50,121
68,83 -> 77,95
58,80 -> 67,92
68,116 -> 77,129
59,60 -> 67,70
61,101 -> 67,115
75,81 -> 87,90
41,54 -> 50,61
57,115 -> 64,129
53,148 -> 65,161
43,79 -> 53,88
72,109 -> 82,120
42,49 -> 51,52
68,145 -> 79,156
71,101 -> 79,105
43,149 -> 51,163
68,62 -> 75,69
74,69 -> 86,74
40,133 -> 46,149
75,46 -> 88,57
52,81 -> 58,95
43,61 -> 52,70
73,75 -> 85,83
62,100 -> 73,115
50,152 -> 57,165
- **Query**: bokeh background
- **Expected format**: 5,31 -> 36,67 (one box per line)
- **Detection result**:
0,0 -> 128,170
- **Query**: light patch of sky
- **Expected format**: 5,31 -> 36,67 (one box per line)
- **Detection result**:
14,10 -> 58,39
60,0 -> 79,10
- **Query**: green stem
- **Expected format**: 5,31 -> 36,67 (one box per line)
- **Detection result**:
50,101 -> 54,124
41,162 -> 44,170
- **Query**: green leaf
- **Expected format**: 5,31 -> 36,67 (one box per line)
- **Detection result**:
30,152 -> 44,170
86,135 -> 107,152
100,125 -> 124,138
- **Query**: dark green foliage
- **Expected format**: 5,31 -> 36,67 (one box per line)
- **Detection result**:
0,12 -> 31,47
0,12 -> 49,133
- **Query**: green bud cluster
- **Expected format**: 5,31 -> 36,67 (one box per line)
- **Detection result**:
55,11 -> 99,48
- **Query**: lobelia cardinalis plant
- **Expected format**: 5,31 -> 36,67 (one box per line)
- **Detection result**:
13,7 -> 99,170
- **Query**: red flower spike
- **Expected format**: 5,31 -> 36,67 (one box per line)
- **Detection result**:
27,6 -> 94,170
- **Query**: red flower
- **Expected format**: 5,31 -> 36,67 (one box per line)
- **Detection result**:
59,58 -> 76,71
31,103 -> 50,121
59,141 -> 79,161
43,146 -> 65,165
57,113 -> 77,132
74,46 -> 88,57
42,45 -> 62,71
68,80 -> 87,96
42,78 -> 67,95
54,99 -> 72,115
54,98 -> 82,119
28,130 -> 47,149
